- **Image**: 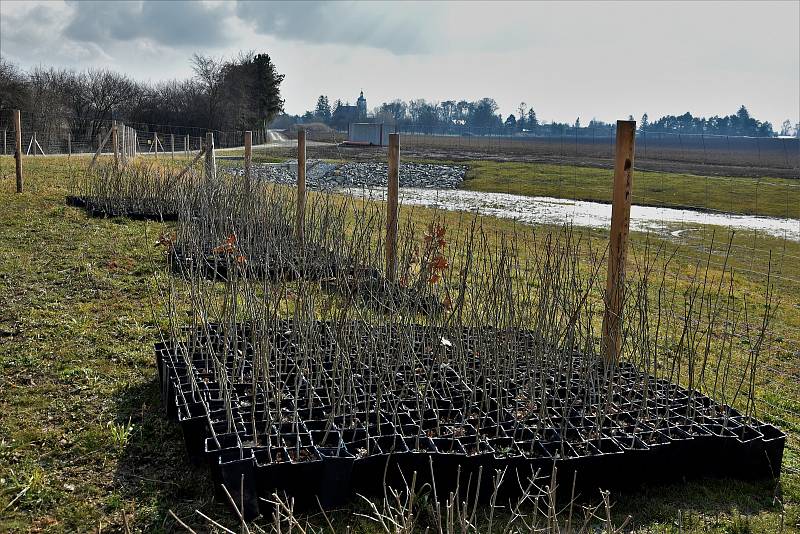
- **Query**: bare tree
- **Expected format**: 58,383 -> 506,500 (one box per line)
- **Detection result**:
191,53 -> 225,130
0,59 -> 29,113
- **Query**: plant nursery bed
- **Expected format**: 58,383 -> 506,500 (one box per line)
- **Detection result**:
167,244 -> 342,282
65,195 -> 179,221
155,321 -> 786,520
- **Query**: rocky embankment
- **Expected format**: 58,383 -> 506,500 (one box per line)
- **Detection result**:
232,160 -> 466,189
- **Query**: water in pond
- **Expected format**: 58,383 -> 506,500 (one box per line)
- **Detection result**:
338,187 -> 800,243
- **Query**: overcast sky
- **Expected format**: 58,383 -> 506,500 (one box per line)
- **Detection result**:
1,0 -> 798,127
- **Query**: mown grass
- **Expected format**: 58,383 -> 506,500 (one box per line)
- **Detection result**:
0,155 -> 797,533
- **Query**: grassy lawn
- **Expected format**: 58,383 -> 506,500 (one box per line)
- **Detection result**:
0,155 -> 798,533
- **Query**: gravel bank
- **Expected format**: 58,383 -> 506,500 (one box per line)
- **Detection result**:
232,160 -> 466,189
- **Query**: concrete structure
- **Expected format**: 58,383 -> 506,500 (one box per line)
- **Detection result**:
348,122 -> 389,146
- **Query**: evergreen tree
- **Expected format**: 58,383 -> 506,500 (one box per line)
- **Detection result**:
314,95 -> 331,123
253,53 -> 285,128
527,108 -> 538,131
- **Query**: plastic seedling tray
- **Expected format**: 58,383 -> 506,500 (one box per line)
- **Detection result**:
430,437 -> 467,495
317,446 -> 355,508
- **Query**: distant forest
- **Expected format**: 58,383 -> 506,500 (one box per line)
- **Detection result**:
1,54 -> 796,139
297,96 -> 798,138
0,53 -> 284,139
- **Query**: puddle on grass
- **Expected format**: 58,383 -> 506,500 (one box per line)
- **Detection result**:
338,187 -> 800,243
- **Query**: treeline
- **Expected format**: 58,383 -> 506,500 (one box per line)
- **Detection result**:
0,52 -> 284,140
641,107 -> 794,137
297,95 -> 797,138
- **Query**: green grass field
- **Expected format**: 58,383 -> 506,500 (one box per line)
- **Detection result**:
0,156 -> 798,533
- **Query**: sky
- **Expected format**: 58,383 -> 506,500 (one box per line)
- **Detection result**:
1,0 -> 798,127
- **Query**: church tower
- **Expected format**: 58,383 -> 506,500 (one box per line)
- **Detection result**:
356,90 -> 367,119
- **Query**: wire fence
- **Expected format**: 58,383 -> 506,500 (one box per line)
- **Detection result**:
2,108 -> 798,472
0,109 -> 274,159
294,121 -> 800,469
394,123 -> 800,176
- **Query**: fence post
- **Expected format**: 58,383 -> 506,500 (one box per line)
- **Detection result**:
171,133 -> 175,160
244,130 -> 252,184
14,110 -> 23,193
112,121 -> 119,167
204,132 -> 216,180
296,128 -> 307,243
122,123 -> 128,164
602,120 -> 636,366
185,134 -> 189,157
2,129 -> 6,155
386,133 -> 400,280
153,132 -> 158,158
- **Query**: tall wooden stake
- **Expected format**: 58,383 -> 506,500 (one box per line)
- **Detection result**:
204,132 -> 216,180
296,128 -> 307,243
120,123 -> 126,164
602,120 -> 636,365
13,110 -> 23,193
386,133 -> 400,280
67,132 -> 71,157
153,132 -> 158,158
112,121 -> 119,167
171,133 -> 175,159
244,131 -> 252,184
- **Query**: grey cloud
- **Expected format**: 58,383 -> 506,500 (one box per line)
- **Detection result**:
0,2 -> 101,66
64,0 -> 233,48
235,1 -> 440,54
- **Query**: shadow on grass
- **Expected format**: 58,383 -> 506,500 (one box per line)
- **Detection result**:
111,377 -> 232,532
602,473 -> 783,529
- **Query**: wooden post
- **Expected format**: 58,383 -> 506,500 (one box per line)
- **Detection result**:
2,129 -> 6,155
174,146 -> 206,182
13,110 -> 23,193
153,132 -> 158,158
171,133 -> 175,159
112,121 -> 119,167
88,128 -> 113,171
204,132 -> 216,180
67,131 -> 71,157
244,130 -> 252,184
386,133 -> 400,280
120,123 -> 126,164
185,134 -> 189,157
602,120 -> 636,365
296,128 -> 306,243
